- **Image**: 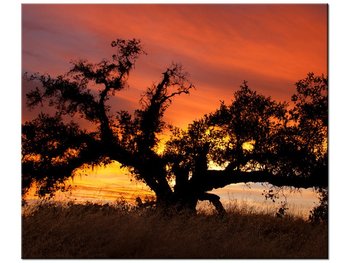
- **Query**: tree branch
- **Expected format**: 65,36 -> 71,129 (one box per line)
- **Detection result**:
200,169 -> 327,192
198,192 -> 226,215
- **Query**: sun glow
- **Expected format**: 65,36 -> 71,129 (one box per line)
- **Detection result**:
25,161 -> 155,204
242,140 -> 255,152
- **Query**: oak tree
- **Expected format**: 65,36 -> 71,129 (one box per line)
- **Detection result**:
22,39 -> 328,216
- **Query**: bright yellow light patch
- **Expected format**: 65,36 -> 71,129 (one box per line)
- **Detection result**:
24,161 -> 155,204
242,140 -> 255,151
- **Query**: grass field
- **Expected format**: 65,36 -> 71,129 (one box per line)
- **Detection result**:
22,201 -> 328,259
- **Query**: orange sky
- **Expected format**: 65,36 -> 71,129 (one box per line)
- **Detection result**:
22,4 -> 327,127
22,4 -> 327,209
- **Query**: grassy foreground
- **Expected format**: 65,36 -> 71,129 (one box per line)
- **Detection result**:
22,202 -> 328,259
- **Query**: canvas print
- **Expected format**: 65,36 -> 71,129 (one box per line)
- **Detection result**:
22,4 -> 328,259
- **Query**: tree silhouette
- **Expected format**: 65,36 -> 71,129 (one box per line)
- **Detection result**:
164,78 -> 327,214
22,39 -> 328,216
291,73 -> 328,222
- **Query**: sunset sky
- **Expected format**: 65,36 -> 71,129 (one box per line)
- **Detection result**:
22,4 -> 327,126
22,4 -> 327,210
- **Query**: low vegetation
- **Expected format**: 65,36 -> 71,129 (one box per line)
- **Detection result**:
22,201 -> 328,259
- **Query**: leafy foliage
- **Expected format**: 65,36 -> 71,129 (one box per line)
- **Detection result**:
22,39 -> 193,202
209,81 -> 288,172
309,188 -> 328,223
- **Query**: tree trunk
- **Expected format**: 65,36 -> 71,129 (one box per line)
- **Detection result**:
198,192 -> 226,216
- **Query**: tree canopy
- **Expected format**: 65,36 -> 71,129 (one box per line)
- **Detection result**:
22,39 -> 328,217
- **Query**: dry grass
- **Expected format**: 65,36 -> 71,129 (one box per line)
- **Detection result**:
22,201 -> 328,259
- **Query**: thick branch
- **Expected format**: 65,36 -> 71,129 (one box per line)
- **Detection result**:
200,169 -> 327,192
137,64 -> 194,151
198,192 -> 226,215
97,84 -> 114,143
